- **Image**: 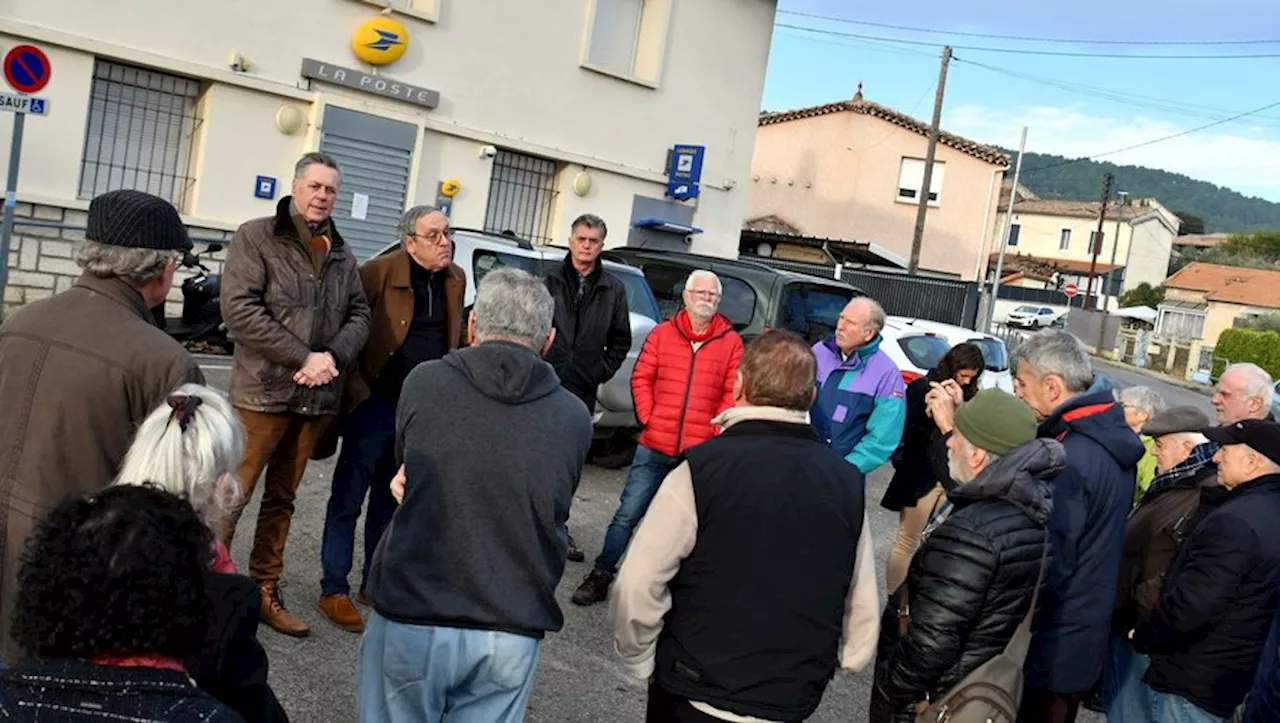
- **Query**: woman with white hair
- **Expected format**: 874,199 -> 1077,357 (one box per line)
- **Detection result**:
115,384 -> 287,723
1117,386 -> 1168,504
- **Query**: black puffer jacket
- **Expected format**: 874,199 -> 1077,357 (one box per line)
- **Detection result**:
872,438 -> 1061,719
543,254 -> 631,411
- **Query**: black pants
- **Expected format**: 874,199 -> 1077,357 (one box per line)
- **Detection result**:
644,683 -> 724,723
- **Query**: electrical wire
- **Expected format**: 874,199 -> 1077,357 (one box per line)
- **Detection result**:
778,10 -> 1280,47
776,23 -> 1280,59
774,25 -> 939,59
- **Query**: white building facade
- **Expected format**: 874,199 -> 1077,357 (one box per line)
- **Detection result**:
0,0 -> 776,309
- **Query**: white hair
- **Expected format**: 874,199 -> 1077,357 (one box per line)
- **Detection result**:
473,268 -> 554,346
1166,431 -> 1209,447
684,270 -> 722,294
114,384 -> 244,531
1224,363 -> 1275,409
847,296 -> 886,334
1012,329 -> 1093,394
1118,386 -> 1167,418
75,240 -> 173,287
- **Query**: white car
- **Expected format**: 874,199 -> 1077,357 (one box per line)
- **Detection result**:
1006,304 -> 1064,329
880,316 -> 1015,393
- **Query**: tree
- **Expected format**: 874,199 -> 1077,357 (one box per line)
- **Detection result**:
1175,211 -> 1205,235
1243,313 -> 1280,334
1118,283 -> 1165,309
1221,230 -> 1280,262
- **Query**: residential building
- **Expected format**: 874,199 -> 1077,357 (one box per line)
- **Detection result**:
745,88 -> 1010,280
1159,262 -> 1280,347
1,0 -> 777,312
992,184 -> 1180,303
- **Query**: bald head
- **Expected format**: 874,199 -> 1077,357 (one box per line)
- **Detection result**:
1213,363 -> 1274,425
835,296 -> 885,356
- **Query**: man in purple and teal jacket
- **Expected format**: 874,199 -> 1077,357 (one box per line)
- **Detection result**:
811,297 -> 907,476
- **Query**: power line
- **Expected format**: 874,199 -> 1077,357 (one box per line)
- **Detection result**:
776,23 -> 1280,59
778,10 -> 1280,47
1020,99 -> 1280,173
774,25 -> 939,59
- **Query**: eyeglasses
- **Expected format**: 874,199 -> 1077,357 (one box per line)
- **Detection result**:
686,289 -> 721,300
412,229 -> 454,246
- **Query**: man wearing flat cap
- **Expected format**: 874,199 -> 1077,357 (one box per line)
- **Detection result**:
1129,419 -> 1280,722
0,189 -> 204,662
1107,405 -> 1219,720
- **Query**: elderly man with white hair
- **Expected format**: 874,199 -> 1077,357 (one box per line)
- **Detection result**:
1130,419 -> 1280,722
812,296 -> 907,476
571,269 -> 743,607
1213,362 -> 1275,425
1107,405 -> 1219,721
1117,385 -> 1169,503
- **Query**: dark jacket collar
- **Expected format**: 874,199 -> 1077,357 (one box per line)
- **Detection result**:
271,195 -> 347,249
73,273 -> 156,326
717,418 -> 822,444
1201,472 -> 1280,510
559,252 -> 602,285
1037,388 -> 1146,468
949,438 -> 1061,524
389,248 -> 465,290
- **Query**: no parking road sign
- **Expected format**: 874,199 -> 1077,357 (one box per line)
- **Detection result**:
3,45 -> 51,94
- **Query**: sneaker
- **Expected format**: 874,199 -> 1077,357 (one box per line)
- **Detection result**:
566,532 -> 586,563
258,582 -> 310,638
571,569 -> 613,606
317,593 -> 365,633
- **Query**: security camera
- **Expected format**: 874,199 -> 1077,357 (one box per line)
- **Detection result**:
479,145 -> 497,159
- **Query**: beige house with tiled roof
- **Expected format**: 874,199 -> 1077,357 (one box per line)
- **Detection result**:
991,182 -> 1180,300
1160,262 -> 1280,346
746,89 -> 1010,279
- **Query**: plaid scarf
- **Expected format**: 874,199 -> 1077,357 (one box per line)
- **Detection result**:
1141,441 -> 1218,503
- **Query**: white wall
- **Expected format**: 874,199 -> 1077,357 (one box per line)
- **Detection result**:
0,0 -> 777,254
1125,216 -> 1175,289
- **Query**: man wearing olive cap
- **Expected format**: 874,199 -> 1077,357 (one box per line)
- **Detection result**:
0,189 -> 204,662
1131,419 -> 1280,722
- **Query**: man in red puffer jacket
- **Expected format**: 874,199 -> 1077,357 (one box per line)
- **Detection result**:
572,270 -> 744,606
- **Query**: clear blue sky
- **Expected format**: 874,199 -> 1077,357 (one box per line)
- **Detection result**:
762,0 -> 1280,201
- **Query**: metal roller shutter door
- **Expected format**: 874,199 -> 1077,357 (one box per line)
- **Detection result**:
318,106 -> 416,261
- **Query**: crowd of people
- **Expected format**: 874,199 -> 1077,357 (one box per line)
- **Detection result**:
2,151 -> 1280,723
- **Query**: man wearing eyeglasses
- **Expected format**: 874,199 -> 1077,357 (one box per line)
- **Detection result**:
315,205 -> 466,633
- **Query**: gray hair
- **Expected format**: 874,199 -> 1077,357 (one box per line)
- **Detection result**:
960,432 -> 1004,467
1012,329 -> 1093,394
1166,431 -> 1209,447
473,268 -> 554,346
74,240 -> 173,287
684,269 -> 722,294
1117,386 -> 1167,418
849,296 -> 886,334
571,213 -> 608,240
114,384 -> 244,531
397,205 -> 444,239
1224,363 -> 1275,409
294,151 -> 340,180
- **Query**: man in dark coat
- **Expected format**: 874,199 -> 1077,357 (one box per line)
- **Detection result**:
1131,420 -> 1280,722
543,213 -> 630,561
0,189 -> 203,663
872,390 -> 1058,723
1008,330 -> 1144,722
1244,590 -> 1280,723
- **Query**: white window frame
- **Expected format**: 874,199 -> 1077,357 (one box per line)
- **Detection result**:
895,157 -> 944,206
580,0 -> 673,89
1157,306 -> 1207,340
1059,228 -> 1071,251
348,0 -> 440,23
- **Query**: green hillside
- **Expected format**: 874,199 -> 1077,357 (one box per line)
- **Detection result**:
1002,150 -> 1280,234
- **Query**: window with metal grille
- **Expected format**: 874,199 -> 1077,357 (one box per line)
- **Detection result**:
483,150 -> 559,245
78,60 -> 202,209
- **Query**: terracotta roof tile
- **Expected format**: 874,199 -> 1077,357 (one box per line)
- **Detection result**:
1000,198 -> 1151,221
988,251 -> 1122,275
1164,262 -> 1280,308
758,98 -> 1010,166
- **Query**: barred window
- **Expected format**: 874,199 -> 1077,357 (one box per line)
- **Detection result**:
483,150 -> 559,245
78,60 -> 202,209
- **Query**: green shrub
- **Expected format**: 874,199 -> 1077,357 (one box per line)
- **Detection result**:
1215,328 -> 1280,380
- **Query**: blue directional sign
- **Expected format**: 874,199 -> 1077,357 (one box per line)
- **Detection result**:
254,176 -> 277,200
667,144 -> 705,201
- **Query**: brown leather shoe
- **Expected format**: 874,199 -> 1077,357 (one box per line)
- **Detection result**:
356,586 -> 370,606
259,582 -> 310,638
317,594 -> 365,632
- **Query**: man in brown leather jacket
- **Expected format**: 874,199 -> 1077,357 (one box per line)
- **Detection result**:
316,205 -> 465,633
220,152 -> 370,637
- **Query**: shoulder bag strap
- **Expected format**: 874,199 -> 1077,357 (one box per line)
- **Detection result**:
1005,526 -> 1051,661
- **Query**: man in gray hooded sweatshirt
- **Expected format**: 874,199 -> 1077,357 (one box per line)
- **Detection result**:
357,268 -> 592,723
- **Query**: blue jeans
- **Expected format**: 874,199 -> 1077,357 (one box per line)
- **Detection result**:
593,444 -> 678,575
357,612 -> 541,723
320,395 -> 399,596
1106,635 -> 1227,723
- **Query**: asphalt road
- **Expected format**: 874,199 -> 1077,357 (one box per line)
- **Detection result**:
196,357 -> 1106,722
1093,357 -> 1215,417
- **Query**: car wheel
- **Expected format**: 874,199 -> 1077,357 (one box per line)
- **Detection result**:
589,434 -> 637,469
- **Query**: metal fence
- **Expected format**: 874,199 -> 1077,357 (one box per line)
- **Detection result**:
482,149 -> 559,245
743,256 -> 982,328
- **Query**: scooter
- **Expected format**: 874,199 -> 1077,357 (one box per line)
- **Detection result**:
153,243 -> 233,354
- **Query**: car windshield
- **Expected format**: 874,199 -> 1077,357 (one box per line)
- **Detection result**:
967,337 -> 1010,372
780,283 -> 855,345
609,270 -> 661,322
897,335 -> 951,370
1014,305 -> 1039,313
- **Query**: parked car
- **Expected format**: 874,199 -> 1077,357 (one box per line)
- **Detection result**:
601,248 -> 864,345
880,316 -> 1015,393
1006,304 -> 1065,329
376,230 -> 662,467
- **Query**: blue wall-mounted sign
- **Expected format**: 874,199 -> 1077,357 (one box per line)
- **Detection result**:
255,176 -> 277,200
666,145 -> 705,201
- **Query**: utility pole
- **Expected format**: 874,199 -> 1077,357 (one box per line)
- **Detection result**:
985,126 -> 1028,333
1083,172 -> 1114,311
1103,190 -> 1128,311
908,46 -> 952,275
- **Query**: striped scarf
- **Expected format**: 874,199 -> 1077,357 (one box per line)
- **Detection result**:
1141,441 -> 1218,503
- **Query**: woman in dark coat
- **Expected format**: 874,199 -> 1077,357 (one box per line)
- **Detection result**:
883,342 -> 985,594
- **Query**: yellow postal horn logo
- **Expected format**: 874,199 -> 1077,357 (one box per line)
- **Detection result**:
351,17 -> 409,66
